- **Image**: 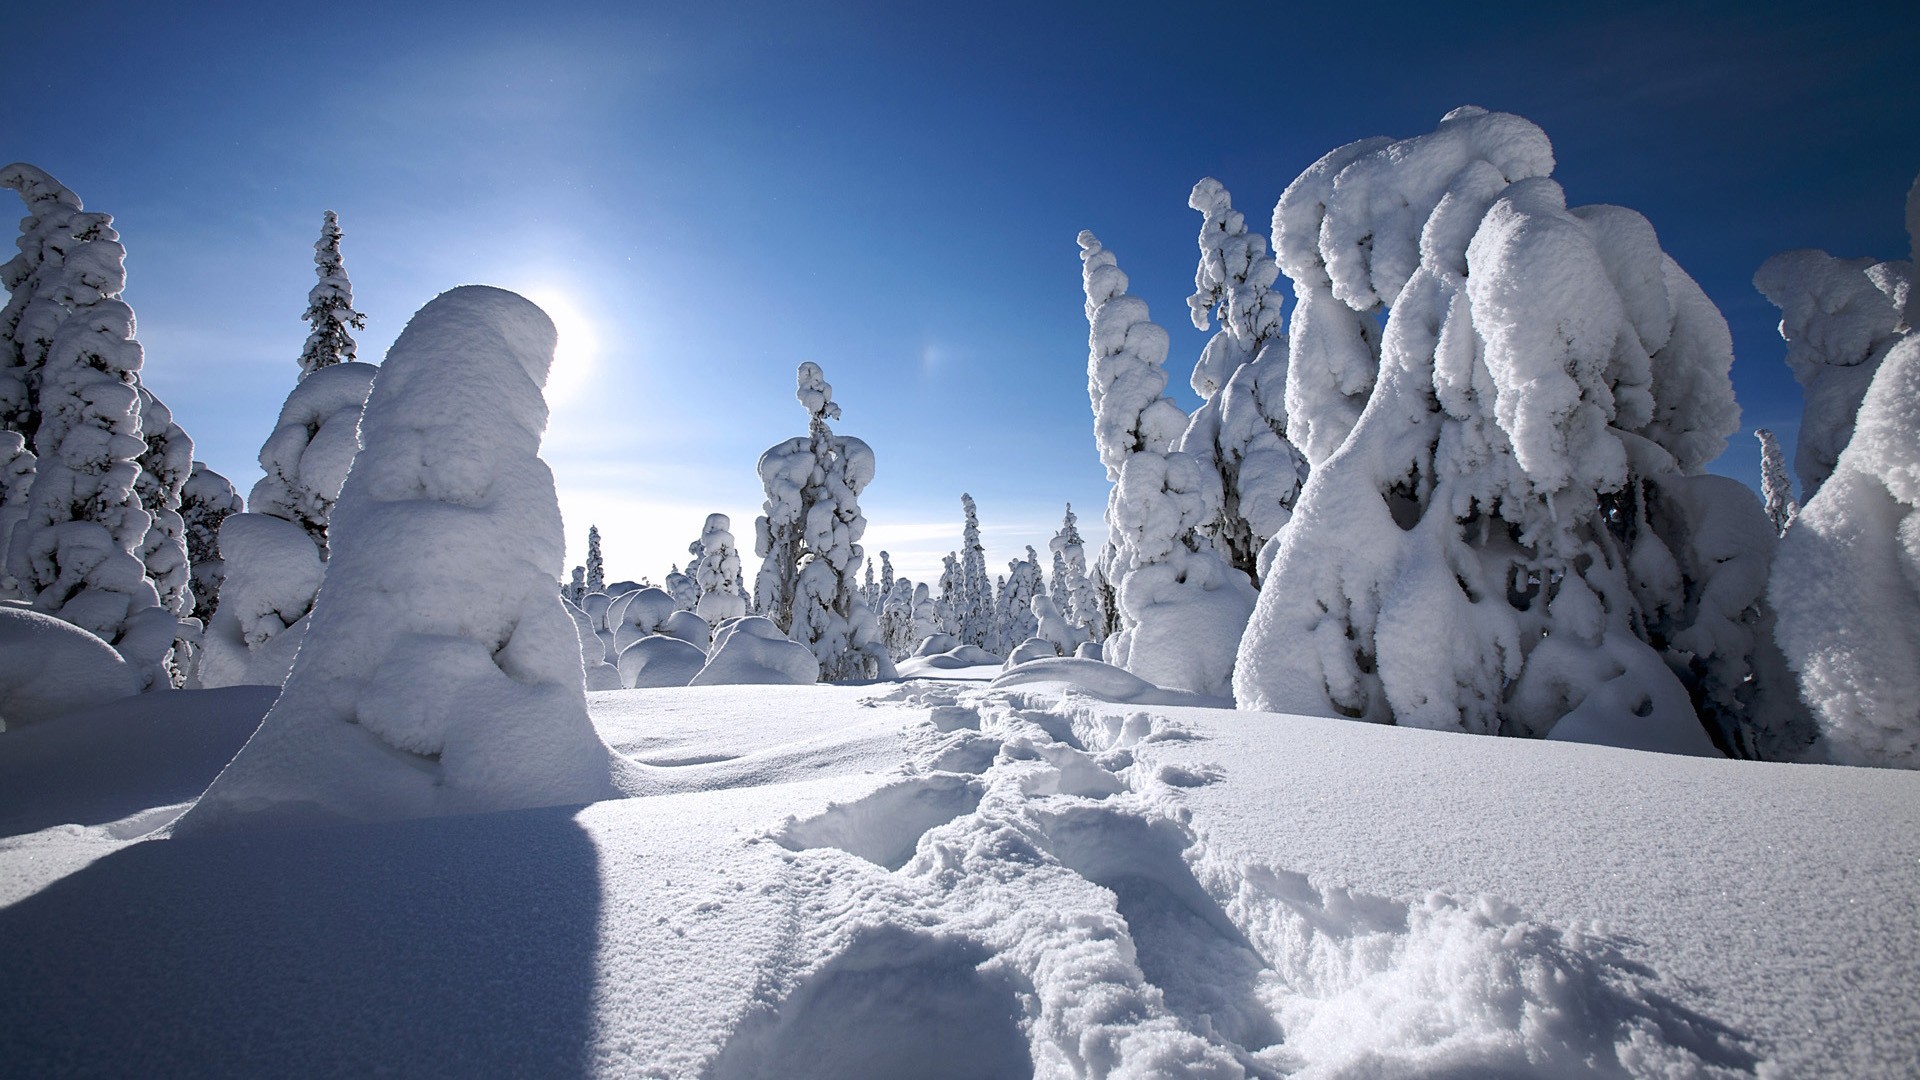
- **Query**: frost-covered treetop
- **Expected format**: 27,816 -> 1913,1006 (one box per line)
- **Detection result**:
1186,177 -> 1285,397
796,361 -> 841,424
297,210 -> 367,379
0,163 -> 81,213
1079,231 -> 1187,481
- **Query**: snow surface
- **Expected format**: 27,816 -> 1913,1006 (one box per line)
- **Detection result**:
0,605 -> 142,728
1,674 -> 1914,1077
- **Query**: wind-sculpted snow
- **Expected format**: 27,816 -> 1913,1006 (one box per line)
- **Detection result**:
174,286 -> 619,833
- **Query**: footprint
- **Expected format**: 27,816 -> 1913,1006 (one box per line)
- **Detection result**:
775,774 -> 985,871
925,734 -> 1000,776
928,705 -> 980,732
708,927 -> 1030,1080
1016,743 -> 1126,800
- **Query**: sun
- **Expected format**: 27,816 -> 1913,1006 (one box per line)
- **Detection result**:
519,285 -> 597,407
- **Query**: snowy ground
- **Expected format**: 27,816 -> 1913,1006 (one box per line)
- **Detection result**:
2,676 -> 1915,1078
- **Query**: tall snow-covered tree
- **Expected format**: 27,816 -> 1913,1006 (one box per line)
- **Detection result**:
1079,230 -> 1255,695
134,386 -> 194,622
178,286 -> 617,832
996,546 -> 1043,652
862,558 -> 878,611
1767,175 -> 1920,769
1756,428 -> 1797,535
296,211 -> 366,380
910,582 -> 940,648
180,462 -> 242,624
753,363 -> 894,680
0,164 -> 182,683
878,550 -> 895,610
1238,107 -> 1802,758
694,512 -> 747,626
936,552 -> 961,635
880,575 -> 916,660
1176,178 -> 1307,583
957,494 -> 994,650
585,525 -> 605,594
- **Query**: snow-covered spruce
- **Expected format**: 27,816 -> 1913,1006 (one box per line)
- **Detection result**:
1769,178 -> 1920,770
664,564 -> 699,612
0,164 -> 182,684
1237,107 -> 1802,758
880,575 -> 917,661
995,546 -> 1043,655
694,513 -> 747,626
198,361 -> 376,688
936,552 -> 961,636
586,525 -> 605,594
176,287 -> 620,833
1756,428 -> 1797,535
752,363 -> 894,681
1079,230 -> 1254,696
956,494 -> 995,652
296,210 -> 366,380
1177,178 -> 1306,584
1047,503 -> 1100,642
0,432 -> 33,598
1754,245 -> 1912,500
180,462 -> 242,624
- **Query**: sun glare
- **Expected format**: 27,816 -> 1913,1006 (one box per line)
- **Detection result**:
521,286 -> 596,407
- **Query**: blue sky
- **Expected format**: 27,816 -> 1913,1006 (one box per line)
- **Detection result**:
3,1 -> 1916,587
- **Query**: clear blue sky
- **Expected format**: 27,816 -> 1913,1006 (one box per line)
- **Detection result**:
4,1 -> 1916,587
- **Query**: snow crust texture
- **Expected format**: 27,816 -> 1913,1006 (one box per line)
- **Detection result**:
176,286 -> 616,832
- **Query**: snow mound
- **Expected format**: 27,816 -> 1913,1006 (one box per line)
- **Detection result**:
1005,637 -> 1061,666
989,656 -> 1226,708
0,607 -> 143,728
195,512 -> 324,688
174,286 -> 618,834
691,616 -> 818,686
618,634 -> 707,689
659,609 -> 710,646
911,633 -> 960,657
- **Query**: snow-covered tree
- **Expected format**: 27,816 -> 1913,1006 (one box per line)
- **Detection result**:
1176,178 -> 1307,583
879,550 -> 895,610
199,361 -> 376,687
956,494 -> 996,651
0,432 -> 32,598
564,565 -> 585,605
753,363 -> 894,680
996,546 -> 1043,653
177,286 -> 618,833
296,211 -> 366,380
1079,230 -> 1255,695
664,564 -> 699,611
694,512 -> 747,626
880,575 -> 916,660
1048,503 -> 1099,641
1238,107 -> 1795,758
133,386 -> 194,622
585,525 -> 605,594
1756,428 -> 1797,535
1767,176 -> 1920,769
1754,247 -> 1911,500
936,552 -> 961,635
910,582 -> 940,647
180,462 -> 242,624
0,164 -> 181,683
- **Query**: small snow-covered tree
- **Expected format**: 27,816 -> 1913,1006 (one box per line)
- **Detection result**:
996,546 -> 1043,653
1048,503 -> 1099,641
1238,107 -> 1796,757
1767,177 -> 1920,769
176,286 -> 618,833
665,564 -> 699,611
565,565 -> 586,605
880,575 -> 916,660
1176,178 -> 1307,583
936,552 -> 961,635
0,432 -> 32,598
910,582 -> 940,647
694,512 -> 747,625
585,525 -> 605,594
1753,247 -> 1911,499
1079,230 -> 1254,694
134,386 -> 194,623
862,558 -> 878,611
879,550 -> 895,610
1756,429 -> 1797,535
180,462 -> 242,623
296,211 -> 366,380
753,363 -> 894,680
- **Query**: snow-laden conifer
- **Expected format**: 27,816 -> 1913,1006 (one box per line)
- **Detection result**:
694,513 -> 747,626
133,386 -> 194,623
0,165 -> 180,682
880,575 -> 916,660
178,286 -> 619,833
957,494 -> 994,650
1769,176 -> 1920,769
1048,503 -> 1099,641
199,361 -> 375,687
1754,247 -> 1911,499
1756,428 -> 1797,535
752,363 -> 894,680
585,525 -> 605,594
665,564 -> 699,611
180,462 -> 242,624
0,432 -> 32,598
1239,108 -> 1792,757
996,546 -> 1043,654
1079,231 -> 1254,695
1177,179 -> 1307,582
936,552 -> 961,635
296,211 -> 366,380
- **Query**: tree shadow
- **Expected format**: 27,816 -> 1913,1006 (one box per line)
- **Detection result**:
0,802 -> 603,1076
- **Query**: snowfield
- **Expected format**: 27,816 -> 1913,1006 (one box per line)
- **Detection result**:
2,675 -> 1914,1078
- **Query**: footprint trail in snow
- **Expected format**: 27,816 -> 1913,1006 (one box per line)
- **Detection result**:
712,684 -> 1757,1079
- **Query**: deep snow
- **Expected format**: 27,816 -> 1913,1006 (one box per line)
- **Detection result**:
1,674 -> 1914,1078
